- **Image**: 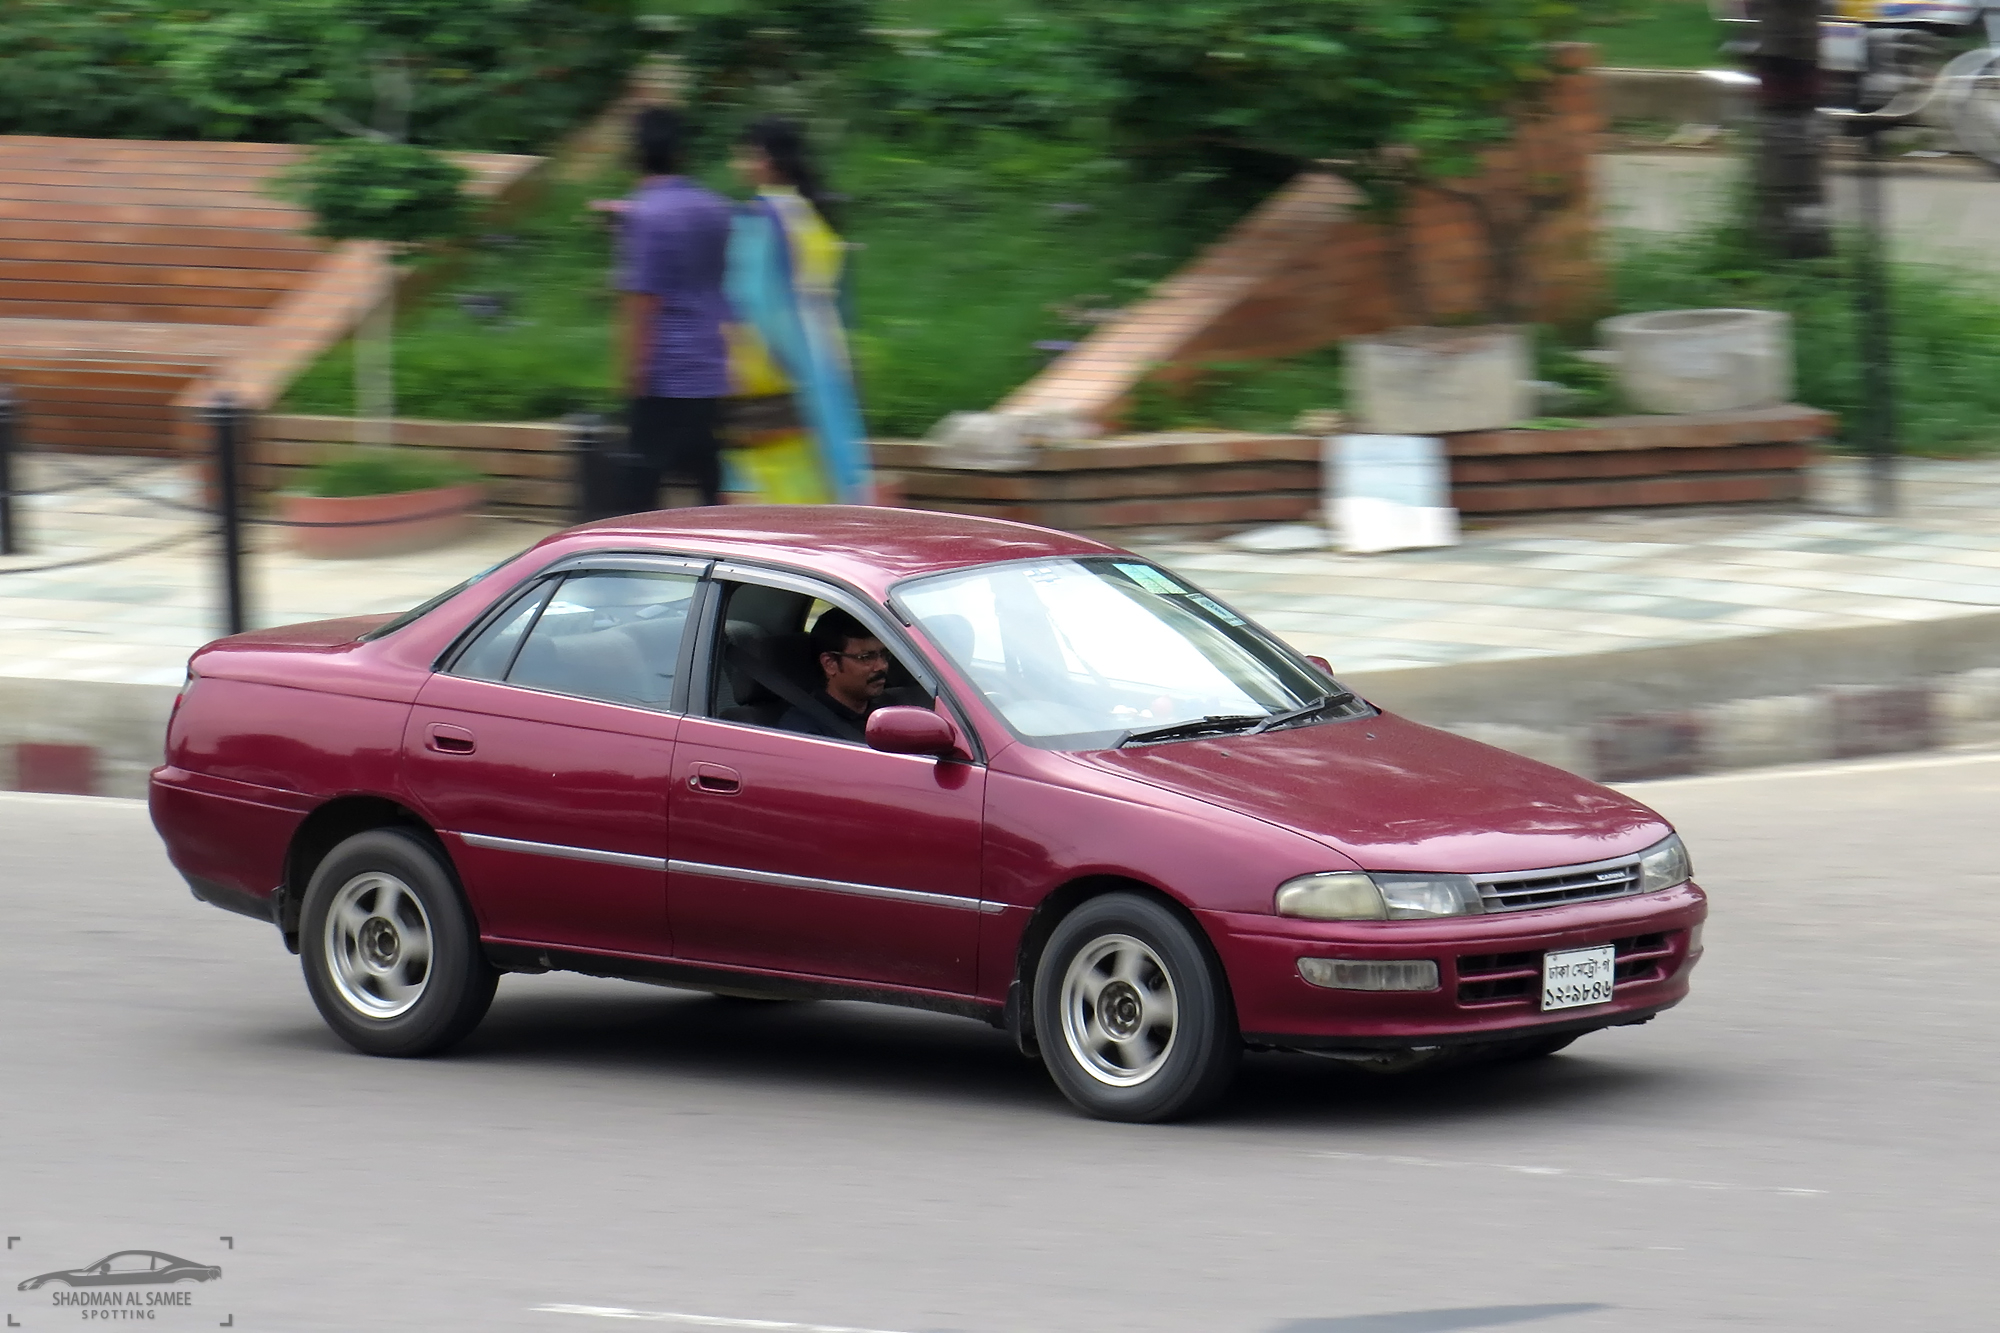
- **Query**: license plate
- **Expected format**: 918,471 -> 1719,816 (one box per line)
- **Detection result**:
1541,944 -> 1616,1011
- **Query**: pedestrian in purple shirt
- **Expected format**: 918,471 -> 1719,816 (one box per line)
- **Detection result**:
615,107 -> 735,508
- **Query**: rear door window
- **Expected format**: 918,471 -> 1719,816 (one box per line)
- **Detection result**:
448,570 -> 700,709
451,581 -> 557,682
505,571 -> 700,708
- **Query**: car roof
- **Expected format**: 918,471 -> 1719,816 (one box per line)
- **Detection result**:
545,505 -> 1120,591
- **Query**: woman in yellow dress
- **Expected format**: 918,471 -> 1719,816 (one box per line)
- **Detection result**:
723,117 -> 873,504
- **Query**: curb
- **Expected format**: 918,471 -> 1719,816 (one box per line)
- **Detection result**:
6,615 -> 2000,796
0,677 -> 177,801
1341,606 -> 2000,781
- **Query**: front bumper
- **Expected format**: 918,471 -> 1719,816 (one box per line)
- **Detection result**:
1199,881 -> 1706,1049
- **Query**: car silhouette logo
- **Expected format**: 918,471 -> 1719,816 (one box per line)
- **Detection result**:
17,1251 -> 222,1291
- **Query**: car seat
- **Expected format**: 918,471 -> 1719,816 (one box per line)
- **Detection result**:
510,622 -> 661,706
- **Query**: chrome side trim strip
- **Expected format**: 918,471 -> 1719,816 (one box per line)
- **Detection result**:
669,859 -> 999,914
459,832 -> 666,872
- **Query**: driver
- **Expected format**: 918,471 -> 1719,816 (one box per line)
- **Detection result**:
778,608 -> 891,739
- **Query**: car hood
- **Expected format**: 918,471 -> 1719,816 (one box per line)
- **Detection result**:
1067,710 -> 1669,874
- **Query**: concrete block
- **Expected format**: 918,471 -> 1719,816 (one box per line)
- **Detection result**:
0,677 -> 174,796
13,743 -> 97,796
1700,694 -> 1832,771
1590,712 -> 1705,782
1442,723 -> 1591,778
1828,683 -> 1934,759
1933,667 -> 2000,748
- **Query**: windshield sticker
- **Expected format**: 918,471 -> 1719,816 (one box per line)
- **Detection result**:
1186,593 -> 1246,625
1113,563 -> 1185,595
1023,563 -> 1069,586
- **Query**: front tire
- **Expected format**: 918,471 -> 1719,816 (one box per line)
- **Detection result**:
300,828 -> 496,1057
1032,893 -> 1239,1122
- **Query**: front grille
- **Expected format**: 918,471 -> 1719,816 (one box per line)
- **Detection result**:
1473,854 -> 1645,913
1456,932 -> 1681,1007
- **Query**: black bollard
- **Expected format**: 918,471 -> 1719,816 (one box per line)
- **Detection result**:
207,396 -> 250,637
0,385 -> 18,556
569,410 -> 634,524
1853,123 -> 1899,518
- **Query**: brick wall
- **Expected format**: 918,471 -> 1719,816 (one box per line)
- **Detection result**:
882,407 -> 1831,537
256,414 -> 572,517
874,433 -> 1322,540
1004,50 -> 1605,426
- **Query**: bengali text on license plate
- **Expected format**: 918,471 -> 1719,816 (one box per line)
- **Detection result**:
1541,944 -> 1616,1011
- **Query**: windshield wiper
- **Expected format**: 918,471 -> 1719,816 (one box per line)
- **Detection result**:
1116,714 -> 1266,748
1247,690 -> 1360,735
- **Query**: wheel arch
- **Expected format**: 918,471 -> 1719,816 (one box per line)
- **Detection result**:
279,795 -> 451,951
1007,873 -> 1229,1057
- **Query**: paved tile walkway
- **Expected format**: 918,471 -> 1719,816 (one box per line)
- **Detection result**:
0,456 -> 556,687
1144,457 -> 2000,670
6,454 -> 2000,688
1599,151 -> 2000,273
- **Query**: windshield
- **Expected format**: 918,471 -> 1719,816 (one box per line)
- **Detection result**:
895,557 -> 1365,750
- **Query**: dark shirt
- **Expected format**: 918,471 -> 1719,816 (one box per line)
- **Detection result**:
776,690 -> 873,741
615,176 -> 734,399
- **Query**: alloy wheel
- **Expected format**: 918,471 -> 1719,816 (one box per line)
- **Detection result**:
1058,933 -> 1180,1087
323,871 -> 433,1019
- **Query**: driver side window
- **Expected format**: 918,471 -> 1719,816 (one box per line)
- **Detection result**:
705,581 -> 930,741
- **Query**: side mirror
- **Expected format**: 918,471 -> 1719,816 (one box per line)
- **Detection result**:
866,706 -> 959,757
1306,655 -> 1334,676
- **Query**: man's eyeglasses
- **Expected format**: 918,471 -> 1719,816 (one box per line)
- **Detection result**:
830,649 -> 892,666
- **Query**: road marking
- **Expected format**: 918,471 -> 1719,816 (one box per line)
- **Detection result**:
533,1306 -> 916,1333
1617,746 -> 2000,790
1309,1150 -> 1825,1196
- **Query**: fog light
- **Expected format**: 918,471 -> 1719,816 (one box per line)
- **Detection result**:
1298,957 -> 1440,992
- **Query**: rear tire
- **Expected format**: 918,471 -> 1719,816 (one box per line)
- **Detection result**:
1032,893 -> 1238,1122
300,828 -> 496,1057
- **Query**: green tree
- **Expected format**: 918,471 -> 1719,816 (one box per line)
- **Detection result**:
1,0 -> 641,151
1044,0 -> 1633,322
280,139 -> 470,445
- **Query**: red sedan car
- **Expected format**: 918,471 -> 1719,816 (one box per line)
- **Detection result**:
151,507 -> 1704,1121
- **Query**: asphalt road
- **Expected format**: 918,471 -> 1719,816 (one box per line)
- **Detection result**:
5,750 -> 2000,1333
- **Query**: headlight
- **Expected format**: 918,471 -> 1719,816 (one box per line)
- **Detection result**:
1275,872 -> 1384,920
1275,871 -> 1484,920
1637,834 -> 1692,893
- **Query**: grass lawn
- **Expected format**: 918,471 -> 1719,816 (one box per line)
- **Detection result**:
1590,1 -> 1730,69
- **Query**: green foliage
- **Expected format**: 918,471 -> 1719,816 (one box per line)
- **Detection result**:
280,139 -> 470,245
832,133 -> 1230,436
675,0 -> 883,130
858,14 -> 1110,137
1591,0 -> 1726,69
1125,352 -> 1344,433
1042,0 -> 1632,202
284,178 -> 624,420
299,448 -> 482,498
0,0 -> 641,151
0,1 -> 204,140
1536,334 -> 1621,415
1613,223 -> 2000,455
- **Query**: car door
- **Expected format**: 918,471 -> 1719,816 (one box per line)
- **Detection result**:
665,565 -> 988,996
404,557 -> 706,959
